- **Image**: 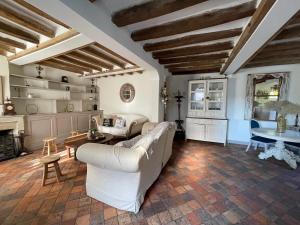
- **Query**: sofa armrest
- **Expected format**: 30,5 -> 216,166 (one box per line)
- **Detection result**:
76,143 -> 144,173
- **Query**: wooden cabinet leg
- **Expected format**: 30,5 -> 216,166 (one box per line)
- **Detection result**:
42,164 -> 48,186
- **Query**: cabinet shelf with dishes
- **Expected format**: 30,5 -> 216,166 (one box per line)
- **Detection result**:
9,74 -> 99,115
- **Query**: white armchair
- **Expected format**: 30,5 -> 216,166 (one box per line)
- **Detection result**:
77,122 -> 176,213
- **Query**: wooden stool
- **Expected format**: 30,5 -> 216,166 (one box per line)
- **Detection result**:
39,155 -> 62,186
42,137 -> 58,155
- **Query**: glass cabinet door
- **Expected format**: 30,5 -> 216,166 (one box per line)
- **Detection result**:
206,80 -> 226,116
188,81 -> 206,116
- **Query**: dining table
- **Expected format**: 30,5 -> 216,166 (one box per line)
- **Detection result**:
252,128 -> 300,169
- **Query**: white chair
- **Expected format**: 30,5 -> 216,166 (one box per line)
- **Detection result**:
246,119 -> 276,152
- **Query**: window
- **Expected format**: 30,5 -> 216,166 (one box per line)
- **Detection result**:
244,72 -> 289,121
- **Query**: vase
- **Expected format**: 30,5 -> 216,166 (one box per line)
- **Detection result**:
277,113 -> 286,133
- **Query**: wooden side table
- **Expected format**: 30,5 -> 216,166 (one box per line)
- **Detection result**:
39,155 -> 63,186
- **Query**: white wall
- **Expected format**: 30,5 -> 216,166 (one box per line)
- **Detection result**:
167,64 -> 300,144
97,70 -> 160,122
0,56 -> 10,101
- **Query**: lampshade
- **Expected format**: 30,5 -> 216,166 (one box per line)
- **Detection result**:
264,100 -> 300,115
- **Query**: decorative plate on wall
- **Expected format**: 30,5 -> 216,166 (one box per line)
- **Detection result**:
120,83 -> 135,103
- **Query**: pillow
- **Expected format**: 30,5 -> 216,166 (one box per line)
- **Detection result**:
114,135 -> 143,148
114,118 -> 126,128
103,118 -> 113,127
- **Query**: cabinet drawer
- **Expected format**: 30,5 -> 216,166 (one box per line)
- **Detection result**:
186,121 -> 205,141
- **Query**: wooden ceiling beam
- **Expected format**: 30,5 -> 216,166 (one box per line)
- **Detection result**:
39,61 -> 84,74
273,25 -> 300,41
80,46 -> 124,68
48,58 -> 93,73
153,41 -> 233,59
144,28 -> 242,52
0,36 -> 26,49
159,52 -> 229,64
288,11 -> 300,26
13,0 -> 70,28
56,55 -> 103,72
245,58 -> 300,68
71,50 -> 114,70
131,1 -> 256,41
0,20 -> 39,44
8,29 -> 78,61
0,43 -> 15,53
112,0 -> 208,27
169,65 -> 222,73
221,0 -> 276,74
255,48 -> 300,59
172,67 -> 221,75
263,40 -> 300,52
93,43 -> 133,65
0,3 -> 55,38
165,59 -> 225,69
251,55 -> 300,64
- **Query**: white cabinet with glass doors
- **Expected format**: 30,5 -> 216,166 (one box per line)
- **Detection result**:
188,79 -> 227,119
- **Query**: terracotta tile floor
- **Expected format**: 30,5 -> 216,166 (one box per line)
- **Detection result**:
0,141 -> 300,225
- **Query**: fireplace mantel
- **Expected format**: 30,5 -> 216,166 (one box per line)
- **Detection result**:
0,115 -> 24,134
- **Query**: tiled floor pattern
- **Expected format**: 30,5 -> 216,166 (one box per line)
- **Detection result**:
0,141 -> 300,225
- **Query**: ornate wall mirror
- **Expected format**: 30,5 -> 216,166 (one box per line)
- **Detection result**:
120,83 -> 135,103
245,72 -> 289,121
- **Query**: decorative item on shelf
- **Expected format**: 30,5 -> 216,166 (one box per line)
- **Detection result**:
160,81 -> 169,121
89,96 -> 94,101
264,100 -> 300,133
90,78 -> 96,93
120,83 -> 135,103
61,76 -> 69,83
65,103 -> 74,112
25,80 -> 30,87
27,93 -> 33,98
87,104 -> 92,111
93,104 -> 97,111
26,104 -> 38,115
65,86 -> 70,91
36,65 -> 43,79
174,90 -> 185,139
4,98 -> 16,115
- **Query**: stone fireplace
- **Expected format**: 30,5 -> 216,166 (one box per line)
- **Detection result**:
0,115 -> 24,161
0,129 -> 15,161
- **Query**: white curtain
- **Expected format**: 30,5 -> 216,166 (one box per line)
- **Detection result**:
244,72 -> 289,120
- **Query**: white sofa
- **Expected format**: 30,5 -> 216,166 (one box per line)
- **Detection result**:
94,113 -> 148,139
77,122 -> 176,213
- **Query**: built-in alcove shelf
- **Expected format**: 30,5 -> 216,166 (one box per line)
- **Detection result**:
9,74 -> 99,114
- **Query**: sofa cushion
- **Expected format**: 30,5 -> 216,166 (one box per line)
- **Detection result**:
103,118 -> 113,127
114,135 -> 143,148
115,118 -> 126,128
98,126 -> 127,137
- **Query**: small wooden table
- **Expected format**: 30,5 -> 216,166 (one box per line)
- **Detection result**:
252,128 -> 300,169
64,133 -> 114,160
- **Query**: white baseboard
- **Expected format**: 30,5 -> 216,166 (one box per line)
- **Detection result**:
227,140 -> 248,146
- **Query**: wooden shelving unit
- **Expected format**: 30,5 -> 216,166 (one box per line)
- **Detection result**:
9,74 -> 98,114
